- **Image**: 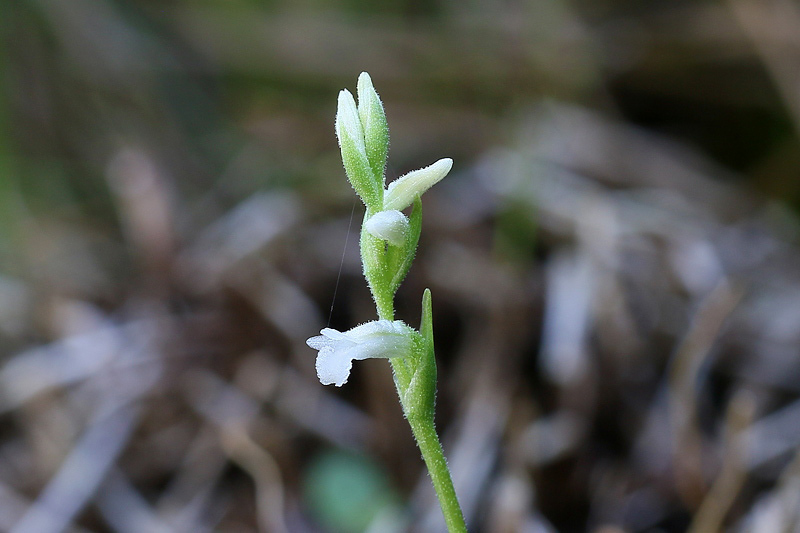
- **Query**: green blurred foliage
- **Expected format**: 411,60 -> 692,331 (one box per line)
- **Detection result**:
303,449 -> 398,533
2,0 -> 800,270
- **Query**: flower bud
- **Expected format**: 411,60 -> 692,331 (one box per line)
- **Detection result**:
336,89 -> 382,209
384,158 -> 453,211
357,72 -> 389,183
364,209 -> 409,247
335,89 -> 365,155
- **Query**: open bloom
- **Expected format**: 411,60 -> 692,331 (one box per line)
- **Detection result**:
307,320 -> 416,386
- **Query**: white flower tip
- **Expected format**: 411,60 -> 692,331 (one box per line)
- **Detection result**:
357,72 -> 374,94
336,89 -> 365,150
384,157 -> 454,211
365,210 -> 409,247
356,72 -> 386,135
357,72 -> 382,107
336,89 -> 356,118
436,157 -> 454,174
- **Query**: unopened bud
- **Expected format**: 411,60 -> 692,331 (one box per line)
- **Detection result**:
336,89 -> 382,209
365,209 -> 409,247
357,72 -> 389,182
336,89 -> 365,155
384,158 -> 453,211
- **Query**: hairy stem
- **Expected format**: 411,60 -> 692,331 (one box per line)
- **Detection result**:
408,415 -> 467,532
380,301 -> 465,531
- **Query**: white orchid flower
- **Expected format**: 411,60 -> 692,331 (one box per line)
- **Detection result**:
307,320 -> 417,386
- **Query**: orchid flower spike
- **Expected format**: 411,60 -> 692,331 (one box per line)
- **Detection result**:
307,320 -> 419,386
336,72 -> 453,243
316,73 -> 466,531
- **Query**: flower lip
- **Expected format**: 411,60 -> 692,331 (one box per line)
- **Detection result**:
307,320 -> 416,386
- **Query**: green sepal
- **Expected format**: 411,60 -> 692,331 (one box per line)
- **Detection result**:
386,196 -> 422,296
397,289 -> 437,422
340,130 -> 383,211
357,72 -> 389,187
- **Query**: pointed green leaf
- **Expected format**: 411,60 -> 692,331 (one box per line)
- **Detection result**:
402,289 -> 437,422
420,288 -> 433,350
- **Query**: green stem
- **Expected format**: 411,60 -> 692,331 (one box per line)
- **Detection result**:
408,415 -> 467,532
375,294 -> 394,322
369,231 -> 464,530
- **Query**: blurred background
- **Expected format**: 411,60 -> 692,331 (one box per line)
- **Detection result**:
1,0 -> 800,532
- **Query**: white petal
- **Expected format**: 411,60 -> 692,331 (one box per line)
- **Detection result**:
384,158 -> 453,211
364,210 -> 409,247
348,320 -> 413,359
360,335 -> 410,360
346,320 -> 405,340
319,327 -> 351,342
347,320 -> 389,338
306,334 -> 333,351
315,347 -> 354,387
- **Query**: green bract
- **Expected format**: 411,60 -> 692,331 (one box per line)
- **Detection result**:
396,289 -> 437,422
